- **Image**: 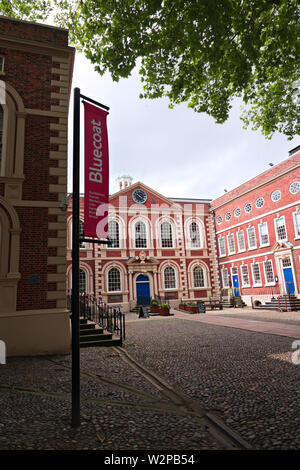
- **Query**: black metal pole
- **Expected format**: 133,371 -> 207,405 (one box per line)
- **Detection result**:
71,87 -> 81,429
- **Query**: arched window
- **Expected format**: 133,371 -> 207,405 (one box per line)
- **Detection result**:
189,222 -> 201,248
135,221 -> 147,248
164,266 -> 176,289
161,221 -> 173,248
79,219 -> 85,248
108,220 -> 120,248
193,266 -> 205,288
108,267 -> 121,292
79,269 -> 86,293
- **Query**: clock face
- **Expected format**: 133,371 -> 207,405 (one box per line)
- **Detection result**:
132,188 -> 147,204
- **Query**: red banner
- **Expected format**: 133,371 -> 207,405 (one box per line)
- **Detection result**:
84,101 -> 109,238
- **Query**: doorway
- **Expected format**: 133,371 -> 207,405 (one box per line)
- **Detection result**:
136,274 -> 151,305
282,258 -> 295,294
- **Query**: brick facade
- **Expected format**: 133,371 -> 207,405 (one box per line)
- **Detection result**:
0,17 -> 74,356
67,182 -> 218,312
211,146 -> 300,306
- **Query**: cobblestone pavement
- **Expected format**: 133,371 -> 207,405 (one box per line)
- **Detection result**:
1,313 -> 300,450
125,315 -> 300,449
205,307 -> 300,325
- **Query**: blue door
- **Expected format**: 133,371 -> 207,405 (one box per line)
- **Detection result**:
232,275 -> 240,296
283,268 -> 295,294
136,274 -> 150,305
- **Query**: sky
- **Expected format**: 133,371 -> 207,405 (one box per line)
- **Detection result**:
68,51 -> 299,201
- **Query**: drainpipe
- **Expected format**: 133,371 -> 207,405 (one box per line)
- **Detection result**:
211,208 -> 222,300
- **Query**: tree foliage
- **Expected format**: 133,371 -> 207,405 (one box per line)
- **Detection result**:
0,0 -> 299,138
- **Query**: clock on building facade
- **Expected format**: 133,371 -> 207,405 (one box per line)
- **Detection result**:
132,188 -> 148,204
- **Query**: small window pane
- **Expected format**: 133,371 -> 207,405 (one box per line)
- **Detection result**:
275,217 -> 287,240
295,212 -> 300,237
264,261 -> 274,283
164,266 -> 176,289
241,265 -> 250,286
237,230 -> 245,251
219,237 -> 226,256
189,222 -> 201,248
79,269 -> 86,293
248,227 -> 256,248
135,221 -> 147,248
79,220 -> 85,248
252,264 -> 261,285
108,220 -> 120,248
228,234 -> 235,254
108,268 -> 121,291
161,222 -> 173,248
193,266 -> 204,287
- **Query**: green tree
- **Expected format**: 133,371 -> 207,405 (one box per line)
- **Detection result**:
1,0 -> 299,138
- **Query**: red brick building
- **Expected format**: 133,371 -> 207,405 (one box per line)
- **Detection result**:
67,179 -> 220,311
211,146 -> 300,306
0,17 -> 74,355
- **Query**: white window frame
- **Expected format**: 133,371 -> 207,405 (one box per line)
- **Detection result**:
263,260 -> 275,286
258,222 -> 270,248
135,220 -> 148,249
247,226 -> 257,250
160,221 -> 174,248
79,219 -> 86,249
251,262 -> 262,287
227,233 -> 236,255
240,264 -> 250,287
189,221 -> 202,249
221,268 -> 230,288
107,220 -> 120,249
164,266 -> 177,290
292,210 -> 300,240
236,229 -> 246,253
218,236 -> 226,257
107,267 -> 122,292
274,215 -> 287,242
193,266 -> 205,288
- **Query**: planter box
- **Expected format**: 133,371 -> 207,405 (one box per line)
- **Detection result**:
150,306 -> 160,313
186,306 -> 197,313
159,308 -> 170,316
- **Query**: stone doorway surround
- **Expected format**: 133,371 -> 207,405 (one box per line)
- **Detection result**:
127,251 -> 159,307
273,242 -> 298,296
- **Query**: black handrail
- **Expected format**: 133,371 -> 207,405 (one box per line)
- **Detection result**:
67,290 -> 125,345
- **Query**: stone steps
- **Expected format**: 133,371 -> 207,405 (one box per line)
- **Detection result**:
79,318 -> 121,347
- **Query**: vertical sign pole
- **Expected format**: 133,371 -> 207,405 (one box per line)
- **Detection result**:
71,87 -> 80,428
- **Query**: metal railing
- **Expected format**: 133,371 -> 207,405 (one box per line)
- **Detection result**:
67,290 -> 125,345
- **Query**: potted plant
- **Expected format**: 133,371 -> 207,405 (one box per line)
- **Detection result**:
179,301 -> 188,311
159,302 -> 170,316
186,302 -> 197,313
150,298 -> 160,313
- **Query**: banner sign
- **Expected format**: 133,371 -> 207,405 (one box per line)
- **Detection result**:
84,101 -> 109,238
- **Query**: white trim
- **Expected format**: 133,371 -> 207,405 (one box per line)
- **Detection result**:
227,233 -> 236,255
218,236 -> 226,257
274,215 -> 288,242
221,267 -> 230,288
236,229 -> 246,253
215,199 -> 300,234
240,264 -> 250,287
262,259 -> 275,286
246,226 -> 257,250
258,221 -> 270,248
219,250 -> 274,265
292,209 -> 300,239
251,261 -> 262,287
